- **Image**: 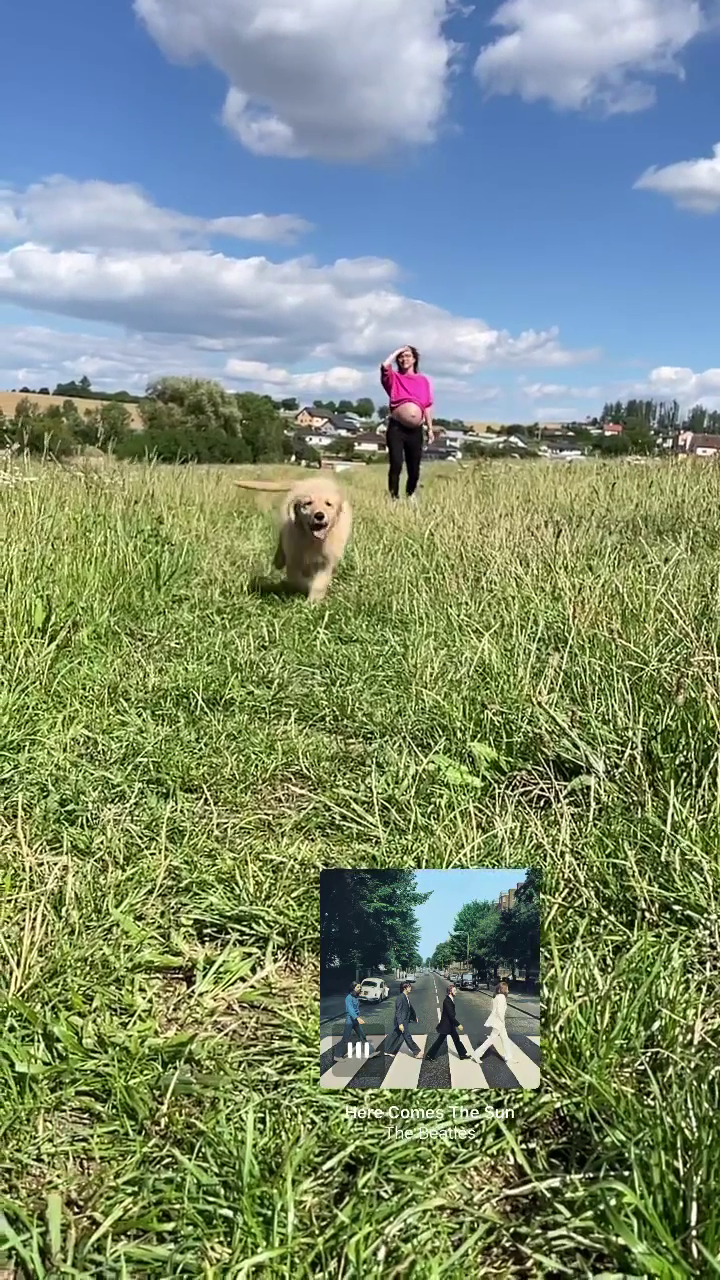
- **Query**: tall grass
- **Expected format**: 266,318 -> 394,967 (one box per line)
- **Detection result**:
0,457 -> 718,1276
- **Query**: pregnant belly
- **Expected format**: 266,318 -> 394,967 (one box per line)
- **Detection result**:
391,401 -> 424,427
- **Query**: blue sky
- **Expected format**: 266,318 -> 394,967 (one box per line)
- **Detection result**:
414,868 -> 527,961
2,0 -> 720,420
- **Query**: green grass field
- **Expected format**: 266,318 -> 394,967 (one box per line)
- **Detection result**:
1,456 -> 719,1277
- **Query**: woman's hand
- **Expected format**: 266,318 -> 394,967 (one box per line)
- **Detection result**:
382,346 -> 406,367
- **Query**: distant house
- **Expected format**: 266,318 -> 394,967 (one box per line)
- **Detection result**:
292,428 -> 334,450
469,433 -> 504,449
332,417 -> 360,437
435,428 -> 467,448
294,407 -> 358,435
538,438 -> 587,456
295,407 -> 334,430
354,432 -> 386,453
502,434 -> 531,453
464,433 -> 527,454
464,420 -> 503,435
537,422 -> 568,436
540,442 -> 586,461
602,422 -> 624,436
677,431 -> 720,457
320,459 -> 365,472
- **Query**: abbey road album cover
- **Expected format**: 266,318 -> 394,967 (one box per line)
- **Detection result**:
319,868 -> 541,1090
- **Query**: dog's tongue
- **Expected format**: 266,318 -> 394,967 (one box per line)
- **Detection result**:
312,525 -> 328,540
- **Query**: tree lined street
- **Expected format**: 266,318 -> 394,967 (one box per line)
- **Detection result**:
430,869 -> 540,987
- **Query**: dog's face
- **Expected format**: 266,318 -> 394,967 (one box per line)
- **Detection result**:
292,486 -> 343,538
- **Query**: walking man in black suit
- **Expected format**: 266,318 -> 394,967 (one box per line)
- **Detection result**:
384,981 -> 420,1057
426,984 -> 469,1060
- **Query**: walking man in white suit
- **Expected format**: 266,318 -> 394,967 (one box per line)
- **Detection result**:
471,980 -> 517,1064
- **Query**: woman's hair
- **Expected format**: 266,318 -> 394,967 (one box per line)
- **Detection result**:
494,981 -> 508,995
396,345 -> 420,372
349,982 -> 361,993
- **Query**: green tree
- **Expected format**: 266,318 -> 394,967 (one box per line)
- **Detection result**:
116,424 -> 250,465
337,399 -> 355,414
430,940 -> 456,970
321,871 -> 431,977
97,400 -> 132,447
235,392 -> 285,463
280,397 -> 299,412
6,398 -> 77,456
294,439 -> 322,467
506,869 -> 541,975
145,377 -> 244,438
77,401 -> 133,449
53,375 -> 93,399
685,404 -> 708,432
354,397 -> 375,419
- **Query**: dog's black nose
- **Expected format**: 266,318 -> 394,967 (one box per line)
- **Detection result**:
312,512 -> 325,523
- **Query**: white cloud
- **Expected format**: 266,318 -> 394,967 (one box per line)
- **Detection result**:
0,241 -> 590,375
643,365 -> 720,407
134,0 -> 461,161
0,325 -> 506,407
634,142 -> 720,212
0,176 -> 312,250
475,0 -> 704,113
225,359 -> 366,395
0,324 -> 216,392
0,174 -> 593,415
521,381 -> 602,397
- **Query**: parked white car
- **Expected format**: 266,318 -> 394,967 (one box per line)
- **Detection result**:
359,978 -> 389,1002
406,972 -> 416,982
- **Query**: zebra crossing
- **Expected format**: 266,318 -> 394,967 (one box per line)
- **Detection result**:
320,1032 -> 541,1090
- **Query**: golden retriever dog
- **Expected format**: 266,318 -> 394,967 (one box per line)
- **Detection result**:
235,475 -> 352,602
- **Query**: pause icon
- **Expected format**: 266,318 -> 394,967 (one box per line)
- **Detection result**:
347,1041 -> 371,1059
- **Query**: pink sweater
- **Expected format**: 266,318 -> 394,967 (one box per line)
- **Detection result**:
380,366 -> 433,412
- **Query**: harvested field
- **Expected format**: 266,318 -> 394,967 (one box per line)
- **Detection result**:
0,391 -> 143,429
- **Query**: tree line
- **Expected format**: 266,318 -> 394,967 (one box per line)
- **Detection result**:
2,379 -> 719,463
0,378 -> 391,463
14,374 -> 142,404
1,378 -> 293,463
429,869 -> 540,982
321,870 -> 428,979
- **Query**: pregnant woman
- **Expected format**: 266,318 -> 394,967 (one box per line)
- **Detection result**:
380,345 -> 434,500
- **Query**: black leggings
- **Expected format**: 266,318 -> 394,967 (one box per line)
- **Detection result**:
386,418 -> 423,498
